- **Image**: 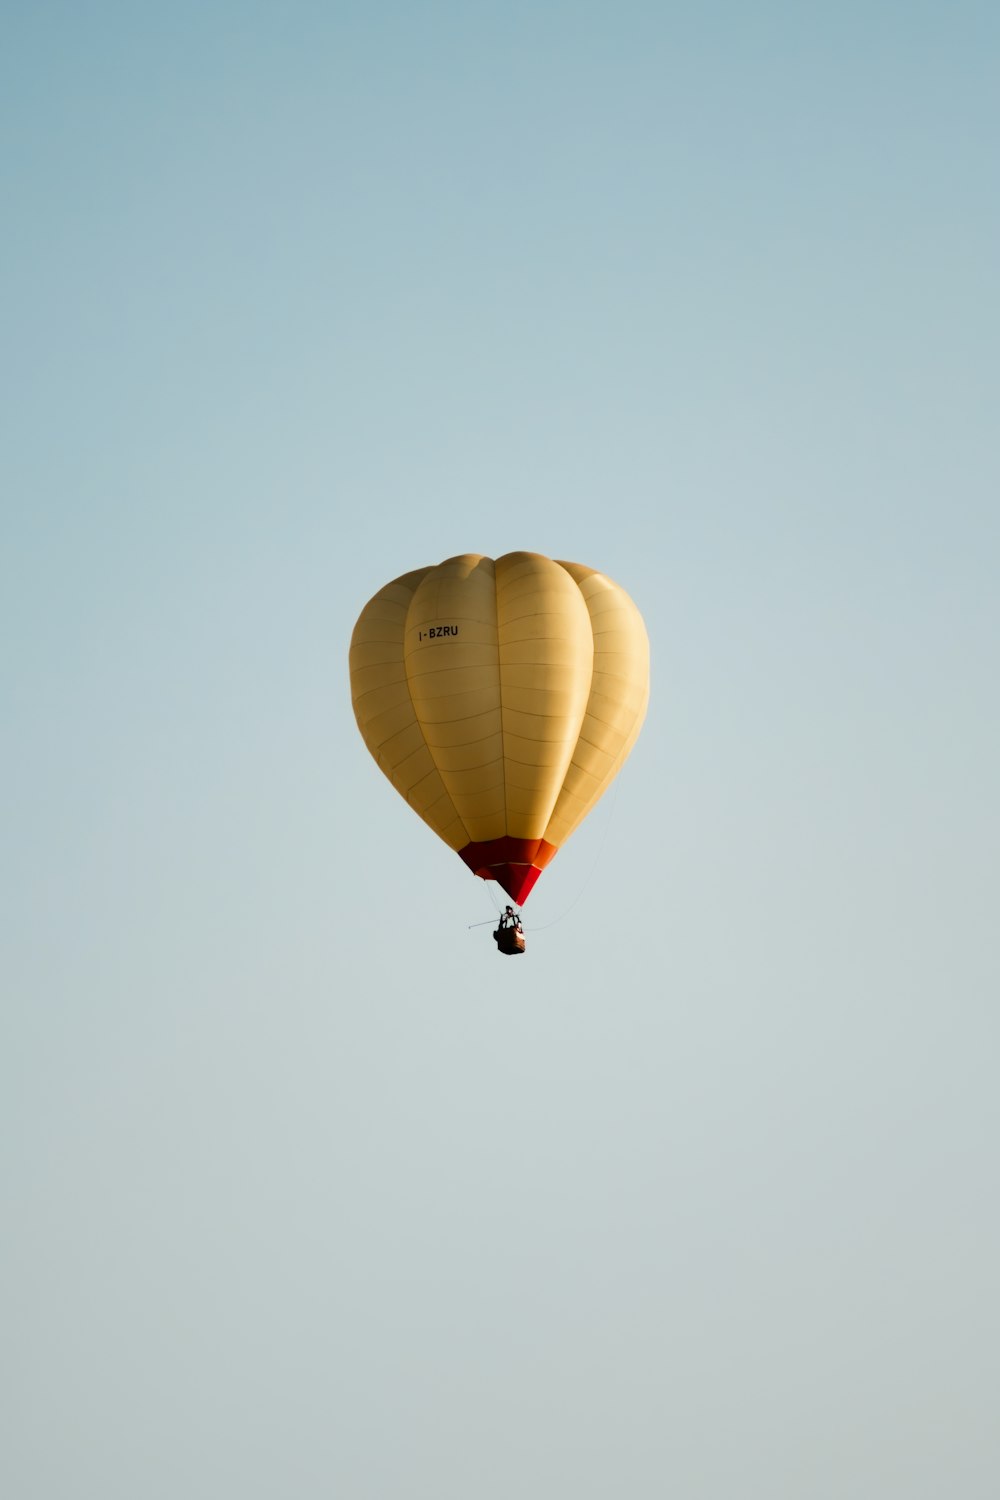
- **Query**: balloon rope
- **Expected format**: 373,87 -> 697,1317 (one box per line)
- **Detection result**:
467,879 -> 504,929
527,775 -> 621,933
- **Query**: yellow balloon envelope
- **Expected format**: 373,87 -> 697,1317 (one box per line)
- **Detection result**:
349,552 -> 650,903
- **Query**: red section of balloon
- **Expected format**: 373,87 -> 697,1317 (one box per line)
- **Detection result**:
458,836 -> 558,904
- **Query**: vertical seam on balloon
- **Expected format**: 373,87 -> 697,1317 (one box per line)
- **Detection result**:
402,570 -> 476,849
545,563 -> 599,847
496,555 -> 509,845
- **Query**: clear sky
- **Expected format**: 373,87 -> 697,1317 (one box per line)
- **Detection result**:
3,3 -> 999,1497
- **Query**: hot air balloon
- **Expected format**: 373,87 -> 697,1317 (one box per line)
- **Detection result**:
349,552 -> 649,916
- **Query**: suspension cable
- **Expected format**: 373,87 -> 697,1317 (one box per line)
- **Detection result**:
527,775 -> 620,933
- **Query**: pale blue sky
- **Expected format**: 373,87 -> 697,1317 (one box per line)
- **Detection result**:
3,4 -> 999,1497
